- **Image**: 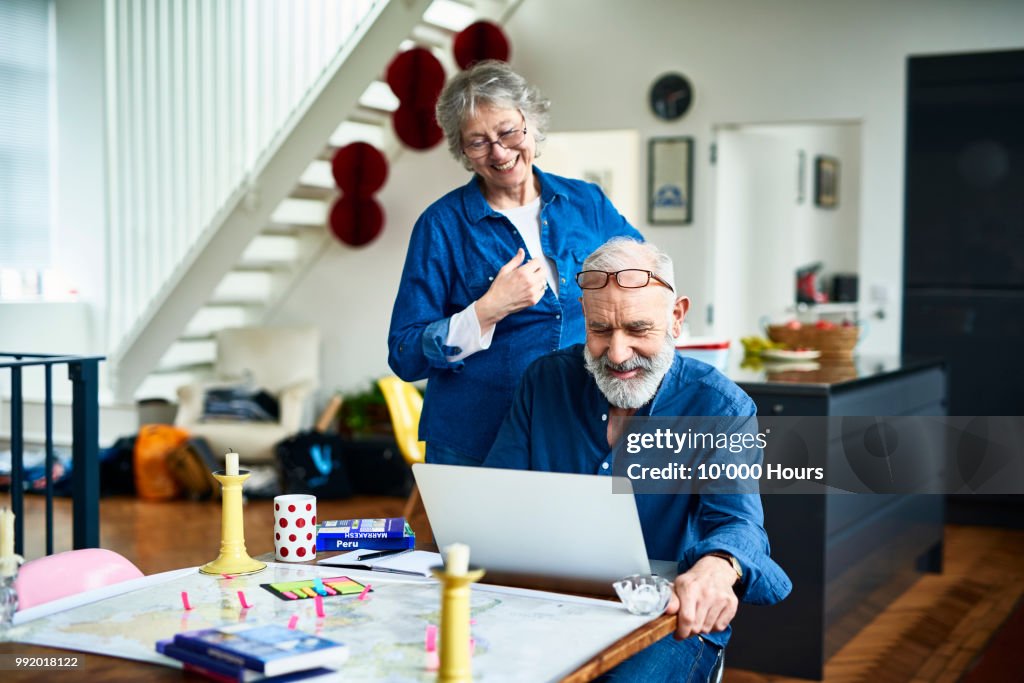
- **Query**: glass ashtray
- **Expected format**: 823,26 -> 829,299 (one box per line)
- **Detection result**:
612,574 -> 672,616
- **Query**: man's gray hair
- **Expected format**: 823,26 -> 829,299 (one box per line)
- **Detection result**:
435,60 -> 551,171
581,237 -> 677,299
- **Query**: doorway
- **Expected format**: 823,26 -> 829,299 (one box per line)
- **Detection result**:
709,121 -> 862,341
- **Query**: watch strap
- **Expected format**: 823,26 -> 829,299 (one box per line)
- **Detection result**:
705,551 -> 742,584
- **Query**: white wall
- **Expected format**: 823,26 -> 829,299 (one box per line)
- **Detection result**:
713,122 -> 861,339
275,0 -> 1024,393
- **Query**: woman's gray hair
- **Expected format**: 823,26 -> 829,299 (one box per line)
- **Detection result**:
435,60 -> 551,170
582,237 -> 677,308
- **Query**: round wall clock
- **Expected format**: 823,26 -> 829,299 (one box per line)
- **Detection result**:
649,73 -> 693,121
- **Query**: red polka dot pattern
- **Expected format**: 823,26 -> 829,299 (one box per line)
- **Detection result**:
274,496 -> 317,562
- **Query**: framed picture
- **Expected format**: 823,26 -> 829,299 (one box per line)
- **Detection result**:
647,137 -> 693,225
814,155 -> 839,208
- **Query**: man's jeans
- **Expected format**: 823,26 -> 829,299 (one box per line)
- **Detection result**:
597,634 -> 723,683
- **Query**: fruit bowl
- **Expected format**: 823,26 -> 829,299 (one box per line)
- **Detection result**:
766,323 -> 859,359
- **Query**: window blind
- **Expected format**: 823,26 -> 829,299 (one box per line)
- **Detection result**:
0,0 -> 51,269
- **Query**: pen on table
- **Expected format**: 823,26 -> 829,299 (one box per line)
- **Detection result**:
358,548 -> 413,562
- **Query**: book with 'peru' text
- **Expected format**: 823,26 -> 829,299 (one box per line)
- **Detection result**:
316,517 -> 414,552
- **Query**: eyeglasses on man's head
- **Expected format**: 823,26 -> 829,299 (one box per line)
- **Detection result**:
576,269 -> 675,292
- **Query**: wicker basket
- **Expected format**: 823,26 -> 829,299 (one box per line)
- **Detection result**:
766,324 -> 859,359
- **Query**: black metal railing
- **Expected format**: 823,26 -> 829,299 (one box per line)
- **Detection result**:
2,353 -> 105,556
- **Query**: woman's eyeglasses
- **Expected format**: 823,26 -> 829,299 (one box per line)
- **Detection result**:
576,269 -> 675,292
462,120 -> 528,159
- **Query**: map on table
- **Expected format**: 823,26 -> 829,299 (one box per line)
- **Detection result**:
12,562 -> 653,682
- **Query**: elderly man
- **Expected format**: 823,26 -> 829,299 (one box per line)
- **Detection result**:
483,237 -> 790,682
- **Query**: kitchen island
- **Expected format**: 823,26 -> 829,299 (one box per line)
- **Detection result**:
724,355 -> 947,679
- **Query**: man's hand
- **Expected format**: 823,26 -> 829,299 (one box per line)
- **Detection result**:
664,555 -> 739,640
476,249 -> 548,330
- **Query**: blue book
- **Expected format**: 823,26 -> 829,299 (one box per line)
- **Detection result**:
315,534 -> 415,552
170,624 -> 348,677
157,639 -> 342,682
316,517 -> 410,539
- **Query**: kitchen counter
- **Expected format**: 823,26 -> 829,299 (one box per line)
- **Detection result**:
723,355 -> 947,679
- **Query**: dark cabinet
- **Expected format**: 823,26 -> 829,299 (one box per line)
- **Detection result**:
725,358 -> 946,679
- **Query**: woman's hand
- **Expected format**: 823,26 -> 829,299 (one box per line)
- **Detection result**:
476,248 -> 548,330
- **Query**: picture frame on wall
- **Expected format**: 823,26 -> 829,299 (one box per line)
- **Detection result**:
814,155 -> 839,208
647,137 -> 693,225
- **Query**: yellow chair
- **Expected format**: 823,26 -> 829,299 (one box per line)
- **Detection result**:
377,376 -> 426,519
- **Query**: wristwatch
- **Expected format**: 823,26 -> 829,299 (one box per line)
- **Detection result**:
706,551 -> 743,585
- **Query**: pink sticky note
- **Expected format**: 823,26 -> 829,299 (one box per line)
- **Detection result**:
357,584 -> 372,601
287,615 -> 299,630
282,591 -> 299,600
180,591 -> 193,611
314,594 -> 325,618
237,590 -> 252,609
425,624 -> 438,652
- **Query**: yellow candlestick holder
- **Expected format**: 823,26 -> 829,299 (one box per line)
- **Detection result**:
430,566 -> 485,683
200,470 -> 266,576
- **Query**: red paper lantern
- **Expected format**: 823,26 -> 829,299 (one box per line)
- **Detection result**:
386,47 -> 446,106
393,103 -> 444,150
453,21 -> 510,70
331,142 -> 388,197
328,196 -> 384,247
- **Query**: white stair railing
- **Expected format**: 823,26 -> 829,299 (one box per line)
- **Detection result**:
104,0 -> 381,355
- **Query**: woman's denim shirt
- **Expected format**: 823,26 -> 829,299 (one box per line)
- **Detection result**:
387,167 -> 641,462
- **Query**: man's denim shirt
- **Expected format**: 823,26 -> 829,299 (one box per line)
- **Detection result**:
387,168 -> 641,461
484,346 -> 793,646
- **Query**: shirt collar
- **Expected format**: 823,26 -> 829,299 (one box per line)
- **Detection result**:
460,166 -> 568,224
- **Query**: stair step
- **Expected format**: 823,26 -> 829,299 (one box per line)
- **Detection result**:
406,23 -> 454,51
183,305 -> 257,338
211,271 -> 279,304
329,120 -> 388,149
271,197 -> 328,226
358,80 -> 400,113
242,234 -> 304,263
299,160 -> 336,189
136,367 -> 215,402
423,0 -> 478,31
158,338 -> 217,370
290,184 -> 338,201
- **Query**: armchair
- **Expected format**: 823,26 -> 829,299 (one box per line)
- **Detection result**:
175,325 -> 320,465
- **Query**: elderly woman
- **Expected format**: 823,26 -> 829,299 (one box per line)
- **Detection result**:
388,60 -> 641,466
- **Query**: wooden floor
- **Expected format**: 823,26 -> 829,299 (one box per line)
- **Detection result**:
8,493 -> 1024,682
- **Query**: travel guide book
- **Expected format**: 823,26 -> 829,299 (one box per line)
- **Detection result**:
316,517 -> 415,552
170,623 -> 348,677
157,639 -> 341,682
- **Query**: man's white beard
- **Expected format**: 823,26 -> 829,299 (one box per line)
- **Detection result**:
583,334 -> 677,409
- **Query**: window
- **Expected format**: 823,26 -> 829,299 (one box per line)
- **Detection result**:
0,0 -> 52,299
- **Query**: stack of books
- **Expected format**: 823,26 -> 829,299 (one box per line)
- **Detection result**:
316,517 -> 415,552
157,623 -> 348,682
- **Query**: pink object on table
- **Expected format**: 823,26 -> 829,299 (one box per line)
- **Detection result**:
180,591 -> 193,611
287,615 -> 299,630
314,594 -> 325,618
357,584 -> 372,601
237,590 -> 252,609
425,624 -> 438,652
14,548 -> 144,611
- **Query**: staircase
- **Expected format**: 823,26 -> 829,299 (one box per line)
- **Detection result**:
111,0 -> 523,403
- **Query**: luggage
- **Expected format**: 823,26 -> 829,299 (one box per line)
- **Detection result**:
166,437 -> 221,500
276,394 -> 353,499
133,424 -> 189,500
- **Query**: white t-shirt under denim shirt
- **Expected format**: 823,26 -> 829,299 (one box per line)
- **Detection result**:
445,197 -> 558,362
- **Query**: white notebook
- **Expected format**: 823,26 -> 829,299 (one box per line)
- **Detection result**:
317,549 -> 440,578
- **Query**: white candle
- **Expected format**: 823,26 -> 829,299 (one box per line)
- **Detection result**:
0,507 -> 13,560
445,542 -> 470,576
225,451 -> 239,476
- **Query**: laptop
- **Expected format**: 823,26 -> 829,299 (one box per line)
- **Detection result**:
413,463 -> 657,595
